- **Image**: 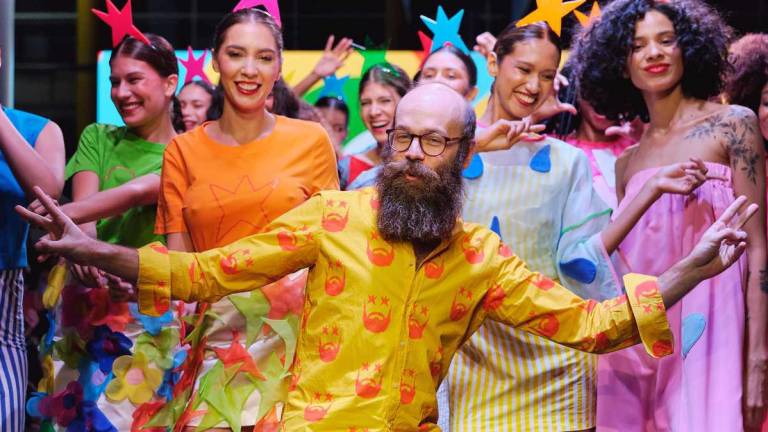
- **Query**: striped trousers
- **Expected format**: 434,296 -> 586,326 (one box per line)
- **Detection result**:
0,269 -> 26,432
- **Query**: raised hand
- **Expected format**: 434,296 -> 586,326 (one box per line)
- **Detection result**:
685,195 -> 756,280
528,86 -> 577,124
651,158 -> 714,195
15,186 -> 91,264
605,117 -> 645,142
475,118 -> 546,153
473,32 -> 497,60
313,35 -> 353,78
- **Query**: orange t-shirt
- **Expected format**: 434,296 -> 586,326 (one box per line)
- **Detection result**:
155,115 -> 339,249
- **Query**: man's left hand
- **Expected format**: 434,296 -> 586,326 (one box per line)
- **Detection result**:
684,196 -> 756,280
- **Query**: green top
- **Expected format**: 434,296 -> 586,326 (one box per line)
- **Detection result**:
65,123 -> 165,248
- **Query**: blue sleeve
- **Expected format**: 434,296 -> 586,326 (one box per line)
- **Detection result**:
3,107 -> 49,148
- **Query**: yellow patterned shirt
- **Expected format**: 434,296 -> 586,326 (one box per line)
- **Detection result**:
136,188 -> 673,431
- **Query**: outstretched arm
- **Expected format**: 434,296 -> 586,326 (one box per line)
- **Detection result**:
489,196 -> 756,354
601,158 -> 710,254
18,186 -> 140,280
17,186 -> 324,315
29,173 -> 160,225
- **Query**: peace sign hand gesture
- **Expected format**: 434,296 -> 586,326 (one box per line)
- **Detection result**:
15,186 -> 91,264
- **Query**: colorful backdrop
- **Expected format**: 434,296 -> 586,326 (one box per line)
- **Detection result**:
96,49 -> 493,150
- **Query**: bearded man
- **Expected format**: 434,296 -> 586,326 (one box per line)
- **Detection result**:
16,84 -> 756,431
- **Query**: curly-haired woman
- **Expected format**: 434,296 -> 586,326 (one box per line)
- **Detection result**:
576,1 -> 767,430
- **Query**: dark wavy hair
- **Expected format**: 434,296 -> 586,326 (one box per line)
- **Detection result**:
420,44 -> 478,89
111,33 -> 178,78
172,80 -> 224,132
315,96 -> 349,125
212,7 -> 282,55
574,0 -> 732,121
359,63 -> 412,98
495,21 -> 561,62
725,34 -> 768,116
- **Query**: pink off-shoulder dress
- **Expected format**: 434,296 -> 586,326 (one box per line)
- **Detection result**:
596,162 -> 747,432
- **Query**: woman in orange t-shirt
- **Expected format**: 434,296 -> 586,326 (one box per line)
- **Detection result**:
150,9 -> 338,432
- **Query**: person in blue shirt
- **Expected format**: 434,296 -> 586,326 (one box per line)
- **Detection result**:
0,46 -> 65,432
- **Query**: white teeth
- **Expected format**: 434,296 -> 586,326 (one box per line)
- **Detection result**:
122,102 -> 140,110
237,83 -> 258,91
516,93 -> 536,104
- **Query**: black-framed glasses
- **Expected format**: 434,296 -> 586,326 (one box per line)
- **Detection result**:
386,128 -> 464,157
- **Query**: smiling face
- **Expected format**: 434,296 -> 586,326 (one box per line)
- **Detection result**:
419,50 -> 473,97
109,55 -> 176,129
389,86 -> 466,175
178,84 -> 213,131
212,21 -> 281,115
360,81 -> 401,145
626,10 -> 684,96
490,38 -> 559,120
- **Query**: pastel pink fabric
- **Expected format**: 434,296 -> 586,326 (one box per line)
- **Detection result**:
596,162 -> 746,432
566,136 -> 634,209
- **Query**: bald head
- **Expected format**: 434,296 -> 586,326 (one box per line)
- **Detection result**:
395,83 -> 474,135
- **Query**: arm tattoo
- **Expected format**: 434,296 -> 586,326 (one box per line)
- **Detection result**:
684,107 -> 760,184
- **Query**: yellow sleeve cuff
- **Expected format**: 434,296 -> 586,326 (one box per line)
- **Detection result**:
137,242 -> 172,317
623,273 -> 674,358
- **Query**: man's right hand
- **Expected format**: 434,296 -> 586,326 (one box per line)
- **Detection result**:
16,186 -> 93,264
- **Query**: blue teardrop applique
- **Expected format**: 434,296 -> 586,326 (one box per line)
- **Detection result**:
681,313 -> 706,359
529,144 -> 551,173
462,153 -> 484,179
559,258 -> 597,284
490,216 -> 502,240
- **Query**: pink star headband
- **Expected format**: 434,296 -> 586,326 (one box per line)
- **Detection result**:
91,0 -> 150,47
180,47 -> 211,84
232,0 -> 282,28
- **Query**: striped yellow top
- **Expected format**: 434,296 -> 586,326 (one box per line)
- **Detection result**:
446,136 -> 620,431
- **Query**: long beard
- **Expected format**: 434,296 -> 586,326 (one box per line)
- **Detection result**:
375,157 -> 464,244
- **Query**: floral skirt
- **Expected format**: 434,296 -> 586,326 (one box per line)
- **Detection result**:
26,263 -> 188,431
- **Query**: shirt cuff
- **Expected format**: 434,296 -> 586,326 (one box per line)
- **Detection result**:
623,273 -> 674,358
137,242 -> 172,317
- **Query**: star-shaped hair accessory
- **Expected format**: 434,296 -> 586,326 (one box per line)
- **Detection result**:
180,46 -> 211,84
420,6 -> 470,54
417,30 -> 433,65
319,74 -> 349,99
232,0 -> 282,28
358,36 -> 390,76
516,0 -> 586,36
574,1 -> 601,27
91,0 -> 150,47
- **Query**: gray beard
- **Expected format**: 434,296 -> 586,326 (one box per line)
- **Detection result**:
375,158 -> 464,244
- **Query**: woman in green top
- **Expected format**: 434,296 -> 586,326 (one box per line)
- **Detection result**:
26,34 -> 181,431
